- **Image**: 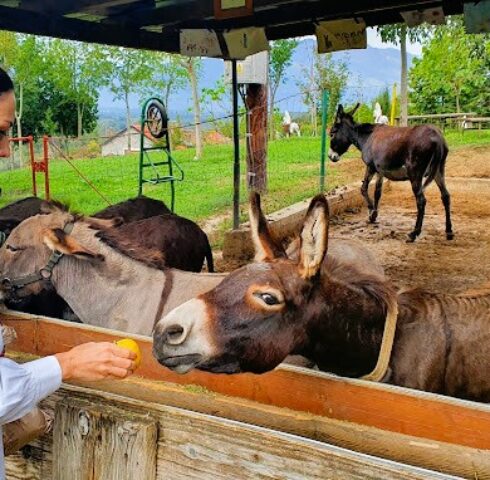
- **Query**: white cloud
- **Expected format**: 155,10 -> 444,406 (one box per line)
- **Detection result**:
367,28 -> 422,55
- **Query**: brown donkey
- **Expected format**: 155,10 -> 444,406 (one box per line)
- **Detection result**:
329,104 -> 453,242
154,194 -> 490,402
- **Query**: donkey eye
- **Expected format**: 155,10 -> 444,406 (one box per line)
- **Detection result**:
6,244 -> 24,252
256,292 -> 281,306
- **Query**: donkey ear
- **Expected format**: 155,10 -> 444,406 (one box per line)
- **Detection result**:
349,103 -> 361,116
298,195 -> 330,279
87,216 -> 124,230
249,192 -> 286,262
337,104 -> 344,117
43,228 -> 104,262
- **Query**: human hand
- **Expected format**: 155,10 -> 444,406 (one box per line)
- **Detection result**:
55,342 -> 136,382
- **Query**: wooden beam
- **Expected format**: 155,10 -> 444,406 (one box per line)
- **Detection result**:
3,312 -> 490,453
0,6 -> 180,53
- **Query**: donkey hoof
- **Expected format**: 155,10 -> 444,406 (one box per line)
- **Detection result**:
369,211 -> 378,223
406,232 -> 417,243
446,232 -> 455,240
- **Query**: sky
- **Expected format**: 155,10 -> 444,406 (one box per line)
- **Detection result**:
99,27 -> 422,114
367,27 -> 422,55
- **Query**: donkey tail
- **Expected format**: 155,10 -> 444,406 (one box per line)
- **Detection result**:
423,137 -> 448,190
204,236 -> 215,273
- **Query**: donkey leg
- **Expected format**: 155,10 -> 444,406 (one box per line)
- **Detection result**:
369,175 -> 384,223
434,172 -> 454,240
361,167 -> 376,220
407,178 -> 426,243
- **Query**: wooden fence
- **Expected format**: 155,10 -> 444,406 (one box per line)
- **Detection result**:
3,312 -> 490,479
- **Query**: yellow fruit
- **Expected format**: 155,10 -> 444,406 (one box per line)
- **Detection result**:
115,338 -> 142,369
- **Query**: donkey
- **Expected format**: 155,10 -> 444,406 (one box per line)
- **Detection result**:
0,204 -> 225,334
328,104 -> 453,242
0,197 -> 213,319
153,194 -> 490,402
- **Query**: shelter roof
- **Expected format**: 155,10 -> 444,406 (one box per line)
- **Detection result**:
0,1 -> 469,55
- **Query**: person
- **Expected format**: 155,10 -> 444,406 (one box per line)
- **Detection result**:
0,66 -> 136,479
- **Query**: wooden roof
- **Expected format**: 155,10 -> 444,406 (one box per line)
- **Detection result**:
0,1 -> 469,54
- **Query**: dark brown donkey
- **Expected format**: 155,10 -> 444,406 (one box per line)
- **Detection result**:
153,194 -> 490,402
328,104 -> 453,242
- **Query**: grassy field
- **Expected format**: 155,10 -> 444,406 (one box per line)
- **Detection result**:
1,129 -> 489,230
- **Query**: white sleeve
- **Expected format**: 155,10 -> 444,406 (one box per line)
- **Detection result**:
0,356 -> 62,425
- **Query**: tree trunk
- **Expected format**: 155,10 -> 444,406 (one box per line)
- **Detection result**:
187,59 -> 202,160
15,82 -> 23,166
312,99 -> 318,137
268,84 -> 278,141
246,83 -> 268,193
77,104 -> 83,138
400,24 -> 408,127
125,91 -> 131,153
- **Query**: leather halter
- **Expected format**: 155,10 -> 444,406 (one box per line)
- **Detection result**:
1,222 -> 74,294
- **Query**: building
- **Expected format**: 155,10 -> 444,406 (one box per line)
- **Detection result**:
101,124 -> 156,157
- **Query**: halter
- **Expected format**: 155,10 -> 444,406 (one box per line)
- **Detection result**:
0,222 -> 74,294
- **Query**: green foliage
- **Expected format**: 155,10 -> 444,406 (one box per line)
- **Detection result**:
141,52 -> 188,109
372,88 -> 391,118
351,103 -> 373,124
317,54 -> 349,123
44,39 -> 104,136
377,24 -> 429,44
409,17 -> 490,114
269,39 -> 298,96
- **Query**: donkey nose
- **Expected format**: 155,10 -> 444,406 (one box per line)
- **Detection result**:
163,324 -> 187,345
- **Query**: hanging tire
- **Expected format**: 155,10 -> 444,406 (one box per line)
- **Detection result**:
146,100 -> 168,138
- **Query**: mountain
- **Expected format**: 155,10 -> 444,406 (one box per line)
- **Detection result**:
98,40 -> 413,131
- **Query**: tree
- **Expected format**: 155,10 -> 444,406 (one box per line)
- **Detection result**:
104,47 -> 153,151
297,48 -> 349,135
268,39 -> 298,139
377,24 -> 429,126
45,39 -> 105,138
0,34 -> 44,164
180,57 -> 203,160
143,53 -> 188,110
409,18 -> 489,115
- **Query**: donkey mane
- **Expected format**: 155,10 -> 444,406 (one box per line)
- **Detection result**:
44,207 -> 167,271
355,122 -> 377,135
95,228 -> 166,270
323,255 -> 396,321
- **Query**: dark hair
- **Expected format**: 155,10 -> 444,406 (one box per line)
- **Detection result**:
0,67 -> 14,95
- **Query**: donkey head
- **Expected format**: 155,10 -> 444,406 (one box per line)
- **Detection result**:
328,103 -> 360,162
0,202 -> 105,303
153,193 -> 330,374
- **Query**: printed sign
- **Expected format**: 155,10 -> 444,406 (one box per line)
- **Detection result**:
401,8 -> 445,27
180,30 -> 222,58
214,0 -> 253,19
224,27 -> 269,60
221,0 -> 246,9
316,19 -> 367,53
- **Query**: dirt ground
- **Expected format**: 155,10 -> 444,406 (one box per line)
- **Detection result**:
330,145 -> 490,293
215,145 -> 490,293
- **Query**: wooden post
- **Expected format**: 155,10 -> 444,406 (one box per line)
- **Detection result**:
53,398 -> 157,480
231,60 -> 241,230
245,83 -> 268,193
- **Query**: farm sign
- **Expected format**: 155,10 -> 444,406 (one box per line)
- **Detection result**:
316,19 -> 367,53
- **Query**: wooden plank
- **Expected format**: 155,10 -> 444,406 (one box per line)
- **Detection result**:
4,312 -> 490,453
52,398 -> 157,480
7,387 -> 459,480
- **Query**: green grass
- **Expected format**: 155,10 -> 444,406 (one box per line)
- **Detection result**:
1,130 -> 489,228
0,137 -> 344,223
